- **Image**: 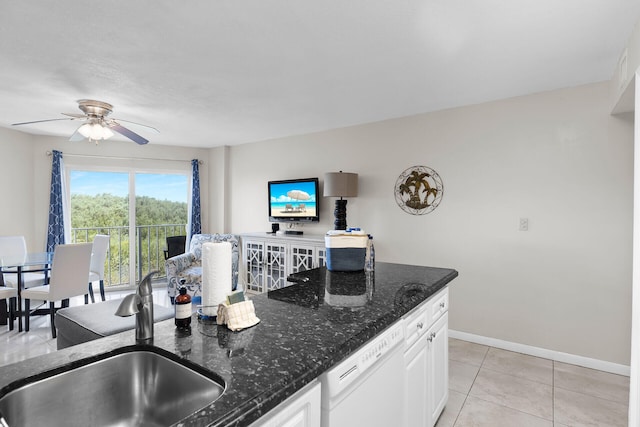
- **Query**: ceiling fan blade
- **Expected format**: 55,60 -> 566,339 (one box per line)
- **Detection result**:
62,113 -> 87,119
110,118 -> 159,133
109,123 -> 149,145
12,117 -> 74,126
69,126 -> 85,142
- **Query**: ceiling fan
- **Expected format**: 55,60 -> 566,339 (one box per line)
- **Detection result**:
11,99 -> 158,145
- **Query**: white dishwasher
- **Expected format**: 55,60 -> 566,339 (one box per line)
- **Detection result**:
320,321 -> 405,427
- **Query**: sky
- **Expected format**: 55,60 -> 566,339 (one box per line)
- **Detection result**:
269,180 -> 317,203
70,171 -> 189,203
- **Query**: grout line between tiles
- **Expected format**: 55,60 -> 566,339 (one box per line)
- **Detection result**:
552,384 -> 630,406
451,392 -> 469,427
476,364 -> 554,387
553,359 -> 630,405
471,394 -> 555,423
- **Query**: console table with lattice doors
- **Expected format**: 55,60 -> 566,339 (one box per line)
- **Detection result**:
240,233 -> 326,293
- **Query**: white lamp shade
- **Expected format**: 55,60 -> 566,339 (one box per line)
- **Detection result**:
324,172 -> 358,197
77,123 -> 93,138
100,126 -> 114,139
78,123 -> 114,140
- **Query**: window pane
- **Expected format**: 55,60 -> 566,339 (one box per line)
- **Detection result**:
135,173 -> 188,280
69,170 -> 130,287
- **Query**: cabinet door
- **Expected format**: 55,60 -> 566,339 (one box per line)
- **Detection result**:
265,242 -> 288,290
289,244 -> 316,274
278,381 -> 321,427
428,288 -> 448,325
315,247 -> 326,268
404,337 -> 428,427
428,313 -> 448,425
249,381 -> 321,427
244,240 -> 265,293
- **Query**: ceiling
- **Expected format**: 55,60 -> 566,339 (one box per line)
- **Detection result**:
1,1 -> 639,148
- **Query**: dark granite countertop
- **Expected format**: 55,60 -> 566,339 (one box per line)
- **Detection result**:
0,262 -> 457,426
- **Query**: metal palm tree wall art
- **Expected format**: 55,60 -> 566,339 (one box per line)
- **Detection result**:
394,166 -> 444,215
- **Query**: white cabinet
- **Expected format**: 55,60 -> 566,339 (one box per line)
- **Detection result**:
404,326 -> 429,426
403,287 -> 449,427
250,381 -> 321,427
241,233 -> 325,293
428,313 -> 448,424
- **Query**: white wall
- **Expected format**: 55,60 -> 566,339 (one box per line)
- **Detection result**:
629,69 -> 640,427
207,145 -> 230,233
0,128 -> 36,248
228,81 -> 634,365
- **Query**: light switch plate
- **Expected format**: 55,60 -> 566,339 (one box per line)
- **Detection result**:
519,218 -> 529,231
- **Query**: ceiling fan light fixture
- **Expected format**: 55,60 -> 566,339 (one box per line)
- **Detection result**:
101,125 -> 114,139
77,123 -> 92,138
78,122 -> 113,141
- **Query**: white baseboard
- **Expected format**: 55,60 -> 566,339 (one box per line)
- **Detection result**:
449,329 -> 630,377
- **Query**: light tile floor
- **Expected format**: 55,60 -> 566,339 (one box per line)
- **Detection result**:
0,303 -> 631,427
437,338 -> 630,427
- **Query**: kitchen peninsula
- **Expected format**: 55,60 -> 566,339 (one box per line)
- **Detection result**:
0,263 -> 458,426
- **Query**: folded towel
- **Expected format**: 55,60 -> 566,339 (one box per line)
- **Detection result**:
217,300 -> 260,331
325,233 -> 368,249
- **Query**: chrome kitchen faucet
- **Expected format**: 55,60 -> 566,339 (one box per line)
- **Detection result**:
115,271 -> 157,344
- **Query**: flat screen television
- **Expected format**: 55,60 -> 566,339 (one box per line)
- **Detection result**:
268,177 -> 320,223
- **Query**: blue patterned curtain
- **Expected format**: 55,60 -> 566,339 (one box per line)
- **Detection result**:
188,159 -> 202,239
46,150 -> 66,251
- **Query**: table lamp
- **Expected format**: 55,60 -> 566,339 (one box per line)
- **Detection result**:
324,171 -> 358,230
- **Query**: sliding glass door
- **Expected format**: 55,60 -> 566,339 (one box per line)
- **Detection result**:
69,169 -> 188,289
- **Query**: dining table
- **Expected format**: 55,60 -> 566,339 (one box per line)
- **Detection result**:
0,252 -> 53,332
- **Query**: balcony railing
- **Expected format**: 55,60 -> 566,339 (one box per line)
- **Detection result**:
71,224 -> 187,288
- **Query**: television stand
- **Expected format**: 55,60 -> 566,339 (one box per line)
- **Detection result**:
240,233 -> 326,293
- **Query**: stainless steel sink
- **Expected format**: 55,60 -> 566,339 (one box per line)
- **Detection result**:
0,346 -> 225,427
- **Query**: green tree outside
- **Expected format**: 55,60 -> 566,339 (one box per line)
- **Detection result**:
71,194 -> 188,286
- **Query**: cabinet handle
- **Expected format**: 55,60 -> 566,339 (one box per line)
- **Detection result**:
439,302 -> 446,308
427,332 -> 436,342
416,322 -> 424,330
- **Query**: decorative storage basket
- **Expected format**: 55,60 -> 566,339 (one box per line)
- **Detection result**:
325,231 -> 368,272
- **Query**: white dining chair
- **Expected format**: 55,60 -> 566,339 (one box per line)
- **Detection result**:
0,235 -> 48,289
88,234 -> 110,303
22,243 -> 93,338
0,285 -> 17,331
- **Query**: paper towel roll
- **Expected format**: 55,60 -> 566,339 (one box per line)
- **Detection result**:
202,241 -> 232,316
